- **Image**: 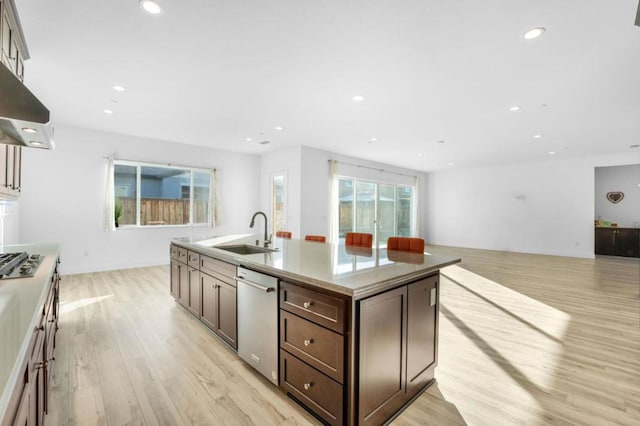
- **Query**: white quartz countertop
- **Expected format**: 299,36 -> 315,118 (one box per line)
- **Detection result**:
172,234 -> 461,299
0,243 -> 60,420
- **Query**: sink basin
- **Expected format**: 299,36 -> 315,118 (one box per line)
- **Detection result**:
215,244 -> 278,255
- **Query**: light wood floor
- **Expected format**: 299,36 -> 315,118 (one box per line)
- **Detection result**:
47,247 -> 640,425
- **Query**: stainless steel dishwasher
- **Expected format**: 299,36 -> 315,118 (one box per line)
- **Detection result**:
236,266 -> 279,385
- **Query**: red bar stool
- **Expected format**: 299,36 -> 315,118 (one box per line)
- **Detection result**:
345,232 -> 373,248
305,235 -> 326,243
386,237 -> 425,253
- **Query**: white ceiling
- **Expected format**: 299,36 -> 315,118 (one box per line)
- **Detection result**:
15,0 -> 640,172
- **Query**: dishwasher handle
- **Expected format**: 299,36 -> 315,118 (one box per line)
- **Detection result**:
235,276 -> 275,293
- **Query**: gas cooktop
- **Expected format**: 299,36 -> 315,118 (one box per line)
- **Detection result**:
0,252 -> 44,279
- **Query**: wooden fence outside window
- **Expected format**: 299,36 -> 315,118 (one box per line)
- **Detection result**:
118,197 -> 208,225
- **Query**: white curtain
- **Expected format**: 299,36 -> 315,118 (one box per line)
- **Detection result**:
328,160 -> 339,243
210,168 -> 219,227
104,158 -> 115,232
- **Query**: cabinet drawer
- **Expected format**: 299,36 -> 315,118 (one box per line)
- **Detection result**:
280,311 -> 344,383
200,255 -> 235,280
170,245 -> 179,260
280,349 -> 343,426
280,282 -> 345,334
177,247 -> 188,263
187,250 -> 200,268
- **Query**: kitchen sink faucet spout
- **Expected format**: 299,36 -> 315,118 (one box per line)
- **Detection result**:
249,211 -> 271,247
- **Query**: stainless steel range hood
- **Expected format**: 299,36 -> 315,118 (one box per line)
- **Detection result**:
0,64 -> 54,150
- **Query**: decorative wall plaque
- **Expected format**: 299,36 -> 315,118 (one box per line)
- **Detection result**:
606,192 -> 624,204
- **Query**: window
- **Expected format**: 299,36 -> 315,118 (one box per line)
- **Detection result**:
337,177 -> 416,246
271,172 -> 287,236
114,161 -> 211,227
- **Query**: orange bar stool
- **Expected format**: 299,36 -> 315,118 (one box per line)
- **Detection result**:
387,237 -> 425,253
345,232 -> 373,248
305,235 -> 326,243
275,231 -> 292,238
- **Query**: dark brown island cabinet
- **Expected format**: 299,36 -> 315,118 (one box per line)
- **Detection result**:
170,244 -> 237,349
595,227 -> 640,258
170,241 -> 453,425
2,256 -> 61,426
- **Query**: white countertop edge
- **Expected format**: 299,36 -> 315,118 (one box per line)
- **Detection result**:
0,244 -> 60,421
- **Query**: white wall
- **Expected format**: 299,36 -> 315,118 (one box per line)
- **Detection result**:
595,164 -> 640,227
19,125 -> 260,274
0,201 -> 19,245
425,153 -> 639,258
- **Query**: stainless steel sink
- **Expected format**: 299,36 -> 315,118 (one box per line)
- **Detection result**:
215,244 -> 278,255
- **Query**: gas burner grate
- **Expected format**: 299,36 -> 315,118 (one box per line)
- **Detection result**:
0,252 -> 28,276
0,252 -> 43,279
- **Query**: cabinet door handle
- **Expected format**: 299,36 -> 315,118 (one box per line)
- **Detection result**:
303,382 -> 313,390
303,301 -> 313,309
430,287 -> 437,306
303,339 -> 313,346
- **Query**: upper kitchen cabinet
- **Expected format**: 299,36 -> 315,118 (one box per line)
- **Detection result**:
0,0 -> 29,81
0,143 -> 21,198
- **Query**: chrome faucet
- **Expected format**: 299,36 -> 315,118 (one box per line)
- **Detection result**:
249,211 -> 271,247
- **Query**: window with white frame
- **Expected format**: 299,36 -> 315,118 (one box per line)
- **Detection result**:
337,177 -> 416,246
113,161 -> 212,227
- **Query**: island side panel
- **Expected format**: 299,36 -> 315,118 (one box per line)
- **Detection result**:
356,271 -> 441,426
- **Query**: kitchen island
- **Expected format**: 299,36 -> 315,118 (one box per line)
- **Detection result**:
170,235 -> 460,426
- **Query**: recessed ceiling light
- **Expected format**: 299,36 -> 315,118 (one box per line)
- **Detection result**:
524,27 -> 545,40
104,109 -> 114,114
140,0 -> 162,15
509,106 -> 521,112
548,151 -> 555,155
436,140 -> 445,144
448,162 -> 454,166
275,126 -> 283,131
29,141 -> 43,146
417,153 -> 423,157
352,95 -> 365,102
259,140 -> 270,145
368,138 -> 377,144
22,127 -> 37,133
112,85 -> 125,92
533,134 -> 542,139
245,138 -> 252,142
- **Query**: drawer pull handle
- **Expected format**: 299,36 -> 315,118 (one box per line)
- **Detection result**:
303,382 -> 312,390
303,301 -> 312,309
303,339 -> 313,346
